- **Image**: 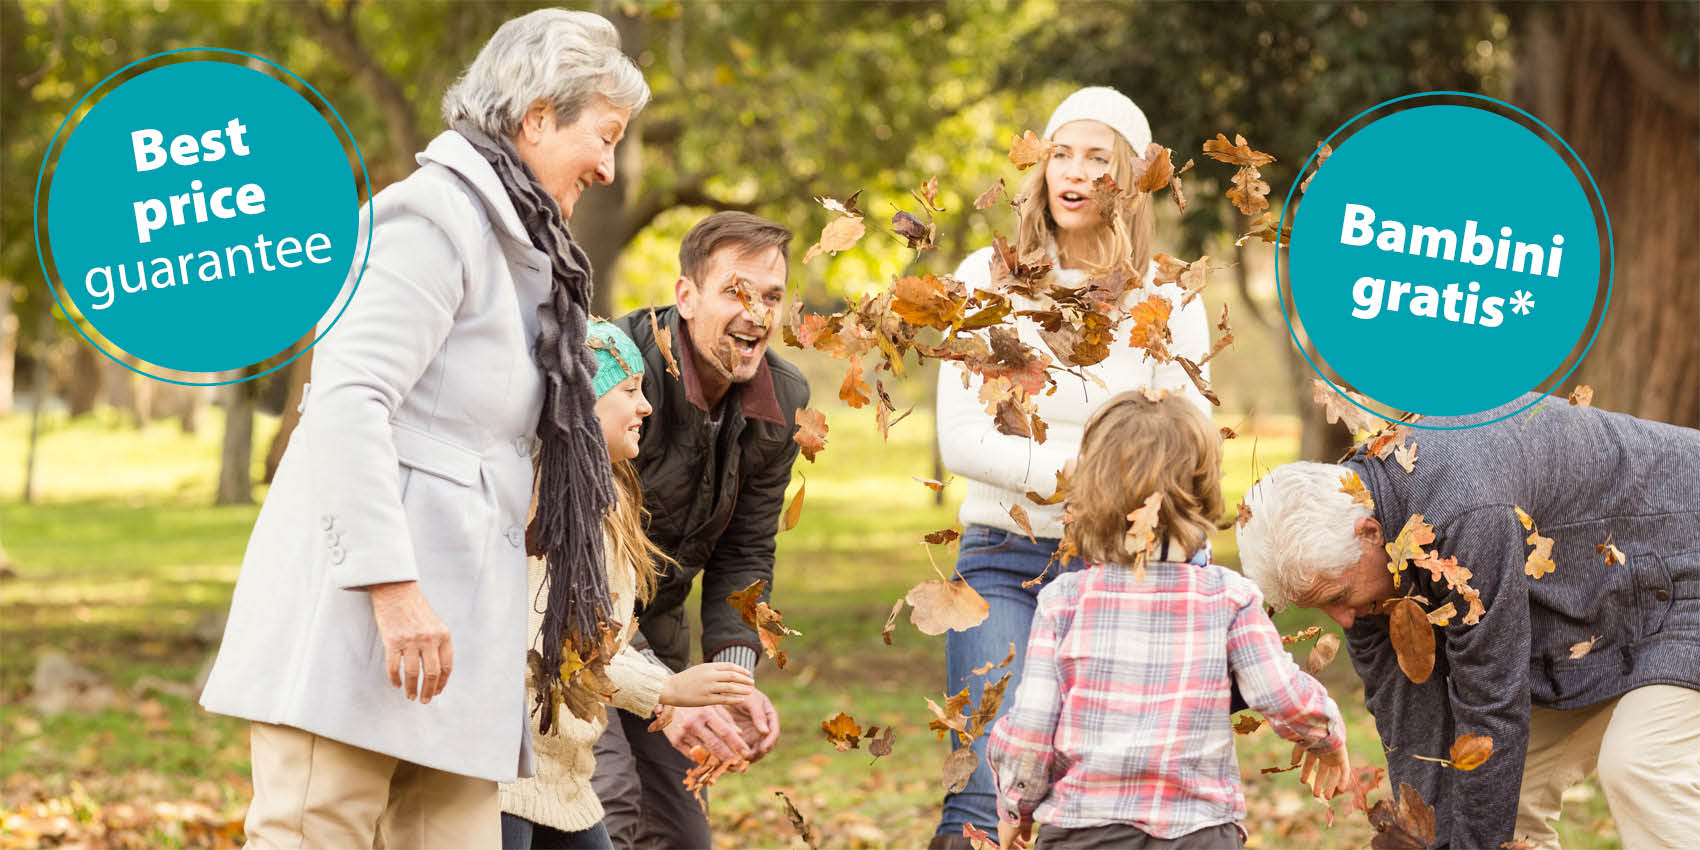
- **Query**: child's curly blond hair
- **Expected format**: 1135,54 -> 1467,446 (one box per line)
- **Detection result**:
1064,391 -> 1224,565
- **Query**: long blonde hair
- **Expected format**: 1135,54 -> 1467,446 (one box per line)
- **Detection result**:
1013,128 -> 1154,276
605,459 -> 672,603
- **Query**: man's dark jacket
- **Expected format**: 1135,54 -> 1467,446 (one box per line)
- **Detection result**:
613,306 -> 809,672
1343,394 -> 1699,849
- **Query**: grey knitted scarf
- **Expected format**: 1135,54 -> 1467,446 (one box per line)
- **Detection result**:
455,123 -> 614,730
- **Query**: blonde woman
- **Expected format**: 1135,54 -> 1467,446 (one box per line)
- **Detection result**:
930,86 -> 1213,848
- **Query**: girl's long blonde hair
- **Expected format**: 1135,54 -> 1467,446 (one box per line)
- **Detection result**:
1013,128 -> 1155,277
606,459 -> 672,603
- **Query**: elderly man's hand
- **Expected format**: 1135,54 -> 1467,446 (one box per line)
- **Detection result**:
662,705 -> 753,763
366,580 -> 453,703
726,687 -> 781,760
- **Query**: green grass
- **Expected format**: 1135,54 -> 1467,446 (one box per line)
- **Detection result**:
0,375 -> 1619,848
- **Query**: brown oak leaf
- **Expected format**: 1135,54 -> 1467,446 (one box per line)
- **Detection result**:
1202,132 -> 1276,167
793,407 -> 828,462
1008,129 -> 1053,169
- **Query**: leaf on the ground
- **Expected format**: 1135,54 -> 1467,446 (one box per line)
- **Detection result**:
966,672 -> 1012,739
869,724 -> 895,760
1008,129 -> 1053,169
1008,504 -> 1037,543
1388,598 -> 1436,684
1282,625 -> 1322,645
1233,713 -> 1264,735
1340,471 -> 1375,511
1305,633 -> 1341,675
1514,505 -> 1535,531
774,790 -> 821,850
1569,385 -> 1593,407
882,598 -> 904,645
793,407 -> 828,462
1203,132 -> 1276,167
1384,514 -> 1436,589
943,745 -> 980,793
1395,441 -> 1419,473
781,476 -> 806,532
1425,601 -> 1457,627
972,643 -> 1017,676
1313,379 -> 1387,434
1227,166 -> 1271,216
1123,492 -> 1165,580
821,711 -> 863,751
906,577 -> 990,635
1596,533 -> 1625,566
803,210 -> 866,265
1369,782 -> 1438,850
1525,528 -> 1557,579
649,307 -> 680,379
974,178 -> 1006,210
1569,635 -> 1602,659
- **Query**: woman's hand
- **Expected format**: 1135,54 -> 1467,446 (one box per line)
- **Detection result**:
366,580 -> 453,703
659,661 -> 754,707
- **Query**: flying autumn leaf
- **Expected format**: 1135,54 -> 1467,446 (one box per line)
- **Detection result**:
649,307 -> 680,379
1570,635 -> 1602,659
1369,782 -> 1438,850
1388,598 -> 1436,684
1597,533 -> 1625,566
821,712 -> 863,751
1202,132 -> 1276,167
1414,733 -> 1494,771
1124,492 -> 1164,579
1395,442 -> 1419,473
1515,505 -> 1535,530
793,407 -> 828,462
1525,529 -> 1557,579
1008,129 -> 1052,169
1340,471 -> 1375,511
1126,294 -> 1175,361
882,598 -> 904,645
839,357 -> 872,408
774,791 -> 821,850
1236,498 -> 1253,528
781,476 -> 806,532
1384,514 -> 1437,589
974,179 -> 1005,210
726,579 -> 801,668
943,746 -> 979,793
923,527 -> 962,546
914,476 -> 952,492
816,191 -> 862,216
803,204 -> 867,265
1300,142 -> 1333,194
891,210 -> 934,251
1312,379 -> 1387,435
965,673 -> 1013,740
1237,211 -> 1291,246
1133,142 -> 1175,193
1426,601 -> 1457,626
1232,714 -> 1264,734
1305,633 -> 1341,675
1282,625 -> 1322,645
906,577 -> 991,635
1008,504 -> 1037,543
1569,385 -> 1593,407
868,724 -> 895,760
1025,468 -> 1072,506
1227,167 -> 1271,217
971,643 -> 1017,676
962,824 -> 998,850
891,274 -> 965,330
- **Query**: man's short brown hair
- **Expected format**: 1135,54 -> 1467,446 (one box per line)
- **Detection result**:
678,211 -> 792,284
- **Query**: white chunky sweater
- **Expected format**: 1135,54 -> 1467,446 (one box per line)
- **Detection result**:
936,246 -> 1214,541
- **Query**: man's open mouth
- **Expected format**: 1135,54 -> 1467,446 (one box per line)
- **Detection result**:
729,331 -> 762,358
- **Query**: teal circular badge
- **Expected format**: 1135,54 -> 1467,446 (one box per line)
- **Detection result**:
36,52 -> 366,382
1283,96 -> 1609,421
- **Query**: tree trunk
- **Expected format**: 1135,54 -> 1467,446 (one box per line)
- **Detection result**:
65,342 -> 100,418
579,3 -> 648,319
0,281 -> 14,416
1518,3 -> 1699,426
22,297 -> 53,503
216,379 -> 258,505
265,347 -> 312,483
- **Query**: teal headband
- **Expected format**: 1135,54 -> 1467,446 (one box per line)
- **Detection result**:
587,320 -> 645,398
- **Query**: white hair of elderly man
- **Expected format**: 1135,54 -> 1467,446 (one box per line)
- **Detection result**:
441,8 -> 650,140
1236,461 -> 1374,610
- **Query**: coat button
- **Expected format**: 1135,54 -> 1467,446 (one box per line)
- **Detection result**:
506,526 -> 524,547
1656,589 -> 1671,602
321,514 -> 334,530
514,438 -> 531,456
329,546 -> 346,564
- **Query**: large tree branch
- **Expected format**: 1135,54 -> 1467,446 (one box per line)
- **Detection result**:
621,179 -> 768,244
1583,4 -> 1700,123
295,1 -> 426,171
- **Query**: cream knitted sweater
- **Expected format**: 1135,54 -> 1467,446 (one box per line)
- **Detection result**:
937,246 -> 1213,541
498,544 -> 670,832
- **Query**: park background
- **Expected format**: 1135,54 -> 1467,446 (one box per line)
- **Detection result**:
2,1 -> 1696,847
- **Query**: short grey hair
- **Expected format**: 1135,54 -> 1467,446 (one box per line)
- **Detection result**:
1235,461 -> 1370,610
441,9 -> 650,139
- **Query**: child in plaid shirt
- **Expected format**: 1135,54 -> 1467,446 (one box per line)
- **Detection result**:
987,392 -> 1351,849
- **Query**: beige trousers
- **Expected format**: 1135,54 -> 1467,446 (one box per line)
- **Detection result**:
1516,685 -> 1700,849
243,722 -> 501,850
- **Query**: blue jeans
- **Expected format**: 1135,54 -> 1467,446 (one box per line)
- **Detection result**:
501,813 -> 613,850
934,524 -> 1087,839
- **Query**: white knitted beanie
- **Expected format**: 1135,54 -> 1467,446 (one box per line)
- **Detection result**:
1043,86 -> 1152,152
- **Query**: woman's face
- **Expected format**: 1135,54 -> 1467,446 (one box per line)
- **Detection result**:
1044,119 -> 1121,236
514,95 -> 631,217
594,373 -> 651,462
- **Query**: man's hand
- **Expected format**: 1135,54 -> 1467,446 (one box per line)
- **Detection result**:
726,686 -> 781,760
661,705 -> 754,763
366,580 -> 453,703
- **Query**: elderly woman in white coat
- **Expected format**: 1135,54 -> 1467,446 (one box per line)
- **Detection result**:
199,10 -> 648,848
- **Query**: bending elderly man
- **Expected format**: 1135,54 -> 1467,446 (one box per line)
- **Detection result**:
1236,393 -> 1698,850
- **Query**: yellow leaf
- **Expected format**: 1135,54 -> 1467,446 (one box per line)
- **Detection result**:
1384,514 -> 1436,589
1339,471 -> 1375,511
1569,635 -> 1602,659
1514,506 -> 1534,531
1524,530 -> 1557,579
1426,602 -> 1457,627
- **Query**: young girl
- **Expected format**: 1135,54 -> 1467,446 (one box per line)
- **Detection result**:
932,85 -> 1215,847
499,321 -> 754,850
987,392 -> 1350,850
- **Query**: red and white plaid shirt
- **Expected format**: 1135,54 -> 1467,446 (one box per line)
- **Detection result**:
986,560 -> 1346,837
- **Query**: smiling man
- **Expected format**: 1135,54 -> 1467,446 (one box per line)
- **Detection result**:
597,211 -> 807,850
1235,394 -> 1700,849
